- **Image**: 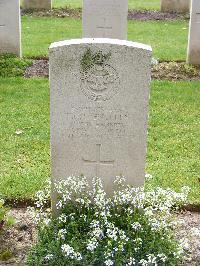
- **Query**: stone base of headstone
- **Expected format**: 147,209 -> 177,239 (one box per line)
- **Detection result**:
187,0 -> 200,64
161,0 -> 191,13
22,0 -> 52,10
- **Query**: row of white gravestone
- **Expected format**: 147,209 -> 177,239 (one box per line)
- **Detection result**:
20,0 -> 191,13
22,0 -> 52,10
161,0 -> 191,13
0,0 -> 21,57
0,0 -> 52,57
19,0 -> 190,13
0,0 -> 200,63
187,0 -> 200,64
82,0 -> 128,40
49,0 -> 199,201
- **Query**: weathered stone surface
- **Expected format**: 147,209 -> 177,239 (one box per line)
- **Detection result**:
0,0 -> 21,56
161,0 -> 191,13
83,0 -> 128,39
23,0 -> 52,10
50,39 -> 151,195
187,0 -> 200,64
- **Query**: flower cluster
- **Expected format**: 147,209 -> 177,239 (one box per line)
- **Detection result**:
28,176 -> 190,266
61,244 -> 82,260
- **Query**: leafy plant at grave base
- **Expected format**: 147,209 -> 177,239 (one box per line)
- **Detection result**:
81,48 -> 111,73
0,198 -> 15,231
27,176 -> 190,266
0,54 -> 32,77
0,249 -> 13,261
0,199 -> 7,230
183,63 -> 200,75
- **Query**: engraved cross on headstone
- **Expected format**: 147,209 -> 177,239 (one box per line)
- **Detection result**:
97,18 -> 112,37
83,144 -> 115,177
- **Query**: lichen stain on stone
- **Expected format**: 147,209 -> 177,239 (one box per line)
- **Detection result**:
80,48 -> 111,73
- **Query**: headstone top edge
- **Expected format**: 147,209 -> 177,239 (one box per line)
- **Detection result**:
49,38 -> 152,52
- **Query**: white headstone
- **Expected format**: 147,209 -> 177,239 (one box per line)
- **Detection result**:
83,0 -> 128,40
161,0 -> 191,13
50,38 -> 152,196
0,0 -> 21,57
23,0 -> 52,10
187,0 -> 200,64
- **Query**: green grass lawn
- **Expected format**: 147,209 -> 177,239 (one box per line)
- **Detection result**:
53,0 -> 160,10
0,78 -> 199,202
22,16 -> 189,61
0,78 -> 50,199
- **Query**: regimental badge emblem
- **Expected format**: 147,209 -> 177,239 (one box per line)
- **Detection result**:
80,49 -> 120,101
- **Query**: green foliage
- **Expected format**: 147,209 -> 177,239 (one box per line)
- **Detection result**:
0,249 -> 13,261
81,49 -> 111,72
0,199 -> 6,225
0,199 -> 15,230
6,216 -> 16,227
27,177 -> 188,266
28,216 -> 180,265
0,54 -> 32,78
183,64 -> 200,74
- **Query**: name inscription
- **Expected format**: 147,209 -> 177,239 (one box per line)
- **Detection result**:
65,106 -> 132,139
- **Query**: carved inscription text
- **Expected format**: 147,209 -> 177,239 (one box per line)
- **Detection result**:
65,106 -> 131,139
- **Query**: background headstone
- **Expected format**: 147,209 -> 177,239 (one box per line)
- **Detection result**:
187,0 -> 200,64
161,0 -> 191,13
50,38 -> 152,196
23,0 -> 52,10
83,0 -> 128,39
0,0 -> 21,57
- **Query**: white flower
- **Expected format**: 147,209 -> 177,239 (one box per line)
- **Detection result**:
76,252 -> 82,261
126,257 -> 136,265
157,253 -> 167,262
58,229 -> 67,240
119,230 -> 129,241
139,259 -> 148,266
145,173 -> 153,181
105,259 -> 114,266
44,254 -> 53,261
61,244 -> 82,260
76,198 -> 85,205
180,238 -> 190,250
191,227 -> 200,237
32,176 -> 190,265
86,238 -> 98,251
114,176 -> 126,185
56,200 -> 62,210
0,199 -> 5,207
131,222 -> 142,231
43,218 -> 51,226
181,186 -> 190,196
58,214 -> 67,223
147,254 -> 157,264
61,244 -> 74,256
